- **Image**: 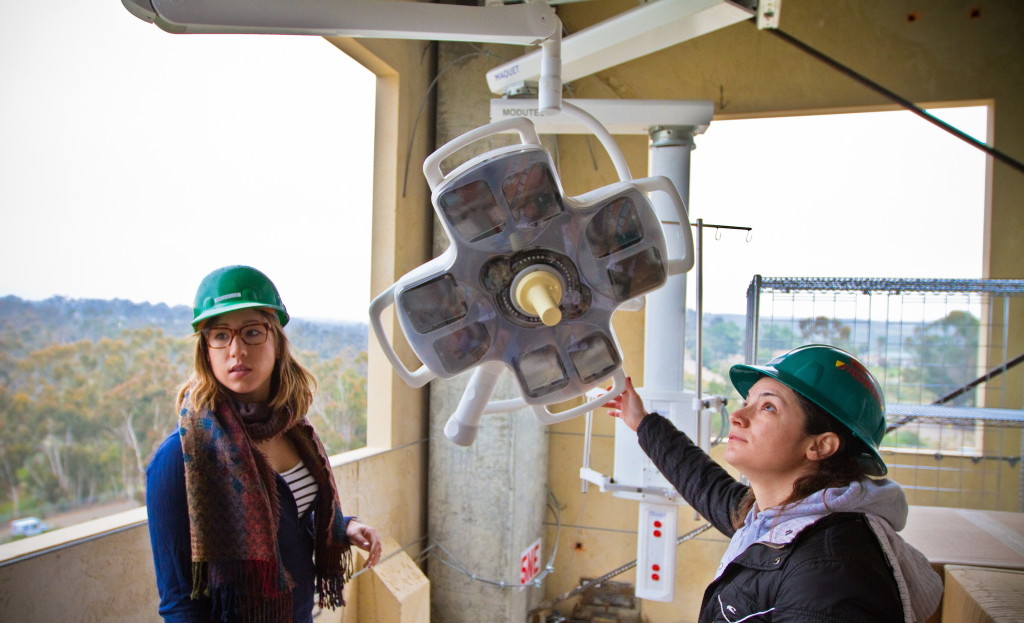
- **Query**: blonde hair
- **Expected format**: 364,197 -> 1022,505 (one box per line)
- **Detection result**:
176,309 -> 317,424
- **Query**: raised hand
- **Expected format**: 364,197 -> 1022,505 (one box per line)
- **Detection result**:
602,376 -> 647,432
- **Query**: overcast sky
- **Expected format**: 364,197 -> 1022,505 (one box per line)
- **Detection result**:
1,1 -> 986,323
0,0 -> 375,322
686,105 -> 986,315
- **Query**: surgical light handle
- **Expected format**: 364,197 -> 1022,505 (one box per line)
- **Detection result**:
368,286 -> 437,388
444,366 -> 627,445
423,117 -> 542,189
643,175 -> 695,275
529,369 -> 626,425
444,362 -> 504,445
612,175 -> 695,275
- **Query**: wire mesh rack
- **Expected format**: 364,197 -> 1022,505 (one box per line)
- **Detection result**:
744,276 -> 1024,511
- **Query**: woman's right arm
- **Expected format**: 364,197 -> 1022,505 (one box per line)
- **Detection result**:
605,377 -> 746,536
636,413 -> 746,536
146,434 -> 213,623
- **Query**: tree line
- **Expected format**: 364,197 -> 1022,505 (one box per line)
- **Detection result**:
688,309 -> 982,409
0,296 -> 368,525
0,294 -> 981,526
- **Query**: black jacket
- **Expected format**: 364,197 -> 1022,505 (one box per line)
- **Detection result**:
638,413 -> 904,623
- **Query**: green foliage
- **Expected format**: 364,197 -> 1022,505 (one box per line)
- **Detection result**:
798,316 -> 853,350
1,330 -> 188,512
701,317 -> 743,367
902,311 -> 981,406
755,323 -> 798,362
0,296 -> 368,523
306,351 -> 368,454
881,428 -> 926,448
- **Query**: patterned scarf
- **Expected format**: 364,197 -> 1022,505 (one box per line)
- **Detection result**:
178,394 -> 353,623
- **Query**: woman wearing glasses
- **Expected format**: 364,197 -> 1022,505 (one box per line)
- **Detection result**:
604,345 -> 943,623
146,265 -> 382,623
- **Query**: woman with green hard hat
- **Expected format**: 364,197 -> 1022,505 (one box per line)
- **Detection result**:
604,344 -> 943,623
146,265 -> 382,623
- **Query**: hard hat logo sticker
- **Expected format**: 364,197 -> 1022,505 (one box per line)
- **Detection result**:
214,293 -> 242,304
836,359 -> 882,402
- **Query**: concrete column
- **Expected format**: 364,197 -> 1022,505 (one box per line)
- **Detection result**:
427,41 -> 548,622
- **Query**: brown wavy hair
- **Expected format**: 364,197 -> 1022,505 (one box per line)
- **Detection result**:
175,309 -> 316,423
731,387 -> 872,529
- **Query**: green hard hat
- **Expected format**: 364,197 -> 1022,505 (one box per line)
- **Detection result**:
730,344 -> 887,476
191,265 -> 289,330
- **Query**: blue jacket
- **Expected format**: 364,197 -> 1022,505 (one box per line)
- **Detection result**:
146,433 -> 319,623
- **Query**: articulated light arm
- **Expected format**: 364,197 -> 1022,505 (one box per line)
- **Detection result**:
123,0 -> 558,45
123,0 -> 563,111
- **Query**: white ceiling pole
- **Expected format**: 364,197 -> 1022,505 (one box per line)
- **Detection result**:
645,128 -> 697,393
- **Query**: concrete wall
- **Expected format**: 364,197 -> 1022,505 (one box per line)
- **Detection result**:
0,509 -> 158,623
0,447 -> 427,621
426,42 -> 554,623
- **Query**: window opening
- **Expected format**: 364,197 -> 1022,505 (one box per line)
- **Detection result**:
685,105 -> 987,398
0,0 -> 375,537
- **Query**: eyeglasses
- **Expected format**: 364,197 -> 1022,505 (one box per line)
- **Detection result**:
202,323 -> 272,349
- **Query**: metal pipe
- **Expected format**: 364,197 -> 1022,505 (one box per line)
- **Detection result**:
745,274 -> 762,363
695,218 -> 704,405
581,410 -> 593,493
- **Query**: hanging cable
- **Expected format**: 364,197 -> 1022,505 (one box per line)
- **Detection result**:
402,44 -> 509,198
764,26 -> 1024,176
377,488 -> 565,591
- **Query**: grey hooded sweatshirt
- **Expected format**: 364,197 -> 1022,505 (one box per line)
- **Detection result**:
717,479 -> 944,622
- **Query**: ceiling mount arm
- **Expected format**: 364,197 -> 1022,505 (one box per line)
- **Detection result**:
123,0 -> 564,112
122,0 -> 559,44
487,0 -> 754,95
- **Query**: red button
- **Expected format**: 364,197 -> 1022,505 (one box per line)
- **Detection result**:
653,530 -> 662,537
652,564 -> 661,571
653,520 -> 662,528
651,573 -> 660,581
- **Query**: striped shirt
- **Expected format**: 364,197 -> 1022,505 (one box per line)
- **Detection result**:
280,461 -> 319,518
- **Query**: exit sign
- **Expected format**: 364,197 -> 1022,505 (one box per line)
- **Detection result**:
519,538 -> 542,585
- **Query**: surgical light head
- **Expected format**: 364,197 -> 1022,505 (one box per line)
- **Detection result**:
370,118 -> 691,444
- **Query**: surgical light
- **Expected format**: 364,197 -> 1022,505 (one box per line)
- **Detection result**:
370,118 -> 693,445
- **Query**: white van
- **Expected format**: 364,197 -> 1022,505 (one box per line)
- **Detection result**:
10,517 -> 49,537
